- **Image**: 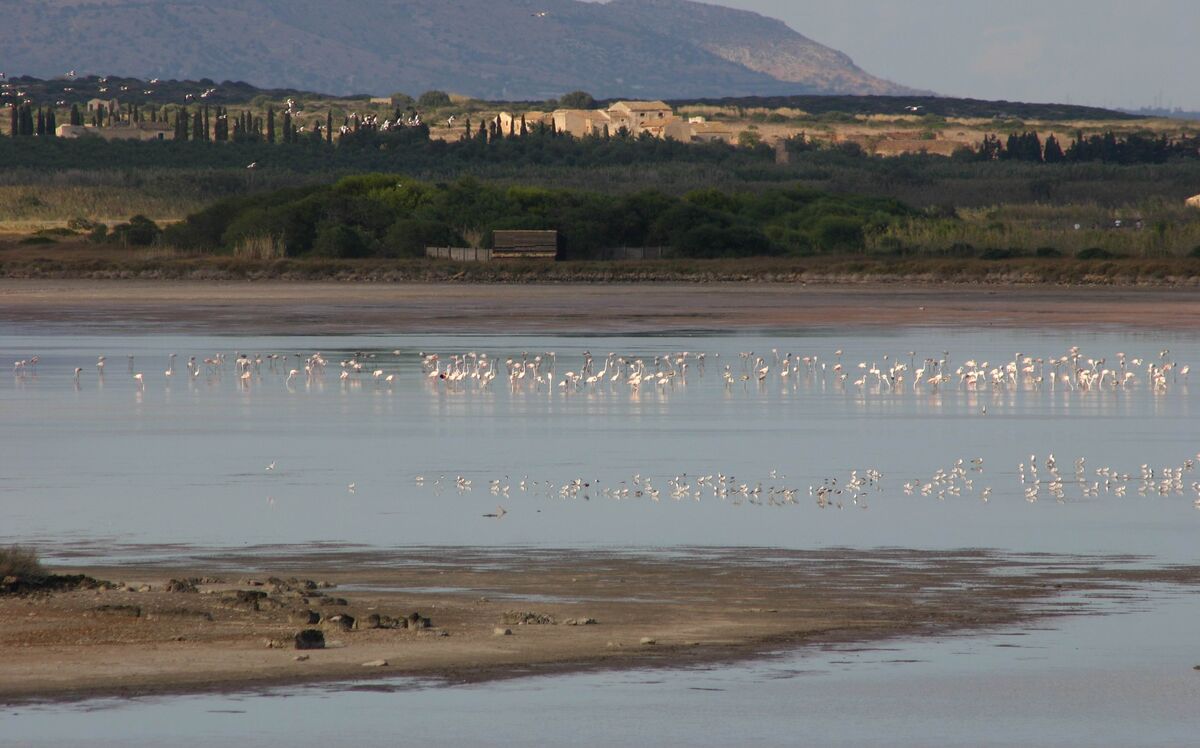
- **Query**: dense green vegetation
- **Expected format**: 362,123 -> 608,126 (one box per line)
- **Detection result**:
164,176 -> 915,260
0,126 -> 767,171
963,130 -> 1200,164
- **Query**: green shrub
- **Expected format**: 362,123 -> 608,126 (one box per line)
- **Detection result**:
812,216 -> 865,252
416,90 -> 452,109
558,91 -> 596,109
382,219 -> 460,258
312,221 -> 371,258
18,236 -> 56,245
1035,247 -> 1063,258
1189,246 -> 1200,258
1076,247 -> 1115,260
110,215 -> 161,246
88,223 -> 109,243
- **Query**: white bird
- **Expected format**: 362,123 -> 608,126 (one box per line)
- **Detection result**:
266,462 -> 276,472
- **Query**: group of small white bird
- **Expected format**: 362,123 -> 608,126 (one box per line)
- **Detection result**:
10,346 -> 1192,402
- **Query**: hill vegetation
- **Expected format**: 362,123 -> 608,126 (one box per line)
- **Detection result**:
0,0 -> 911,100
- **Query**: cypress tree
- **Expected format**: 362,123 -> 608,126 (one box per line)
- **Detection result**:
9,105 -> 17,138
282,111 -> 292,143
21,105 -> 34,136
266,107 -> 276,144
520,114 -> 527,137
35,108 -> 45,136
464,117 -> 471,140
46,108 -> 56,136
1043,134 -> 1065,164
192,110 -> 204,140
70,104 -> 81,126
202,106 -> 210,141
326,111 -> 333,144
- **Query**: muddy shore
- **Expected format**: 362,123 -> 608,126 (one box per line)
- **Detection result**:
2,280 -> 1200,333
2,547 -> 1196,704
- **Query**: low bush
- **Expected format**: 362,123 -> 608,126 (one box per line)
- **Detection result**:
0,546 -> 45,580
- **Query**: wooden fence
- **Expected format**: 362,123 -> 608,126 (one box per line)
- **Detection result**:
425,246 -> 669,262
425,246 -> 492,262
593,246 -> 667,260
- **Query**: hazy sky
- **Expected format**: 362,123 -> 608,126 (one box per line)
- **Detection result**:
702,0 -> 1200,110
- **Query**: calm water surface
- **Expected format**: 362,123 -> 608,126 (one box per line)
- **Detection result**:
3,329 -> 1198,559
3,326 -> 1199,745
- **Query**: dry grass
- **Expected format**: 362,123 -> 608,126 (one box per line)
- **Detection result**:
0,185 -> 195,227
233,235 -> 287,260
872,202 -> 1200,258
0,547 -> 45,580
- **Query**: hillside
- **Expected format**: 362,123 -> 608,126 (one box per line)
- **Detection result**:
0,0 -> 915,99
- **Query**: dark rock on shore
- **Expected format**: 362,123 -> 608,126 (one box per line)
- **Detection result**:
1,573 -> 112,596
503,611 -> 556,625
294,629 -> 325,650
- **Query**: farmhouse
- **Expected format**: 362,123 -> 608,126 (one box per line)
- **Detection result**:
549,100 -> 693,141
606,100 -> 673,130
86,98 -> 119,113
689,121 -> 734,143
551,108 -> 611,138
498,110 -> 547,135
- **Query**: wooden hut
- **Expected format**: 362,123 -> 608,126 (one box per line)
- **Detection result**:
492,230 -> 557,260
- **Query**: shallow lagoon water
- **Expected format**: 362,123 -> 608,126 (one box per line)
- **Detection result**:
2,329 -> 1198,560
3,326 -> 1199,744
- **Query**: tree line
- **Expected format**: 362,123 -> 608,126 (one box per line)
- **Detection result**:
163,175 -> 915,260
962,130 -> 1200,164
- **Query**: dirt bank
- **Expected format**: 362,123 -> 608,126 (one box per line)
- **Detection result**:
2,547 -> 1195,704
2,280 -> 1200,334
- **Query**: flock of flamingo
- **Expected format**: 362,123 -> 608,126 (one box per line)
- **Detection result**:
8,345 -> 1193,397
8,344 -> 1200,513
407,447 -> 1200,515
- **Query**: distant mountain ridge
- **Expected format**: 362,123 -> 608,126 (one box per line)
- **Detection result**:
0,0 -> 918,99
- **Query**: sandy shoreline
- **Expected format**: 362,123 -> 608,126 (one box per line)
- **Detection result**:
2,547 -> 1196,705
2,280 -> 1200,333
